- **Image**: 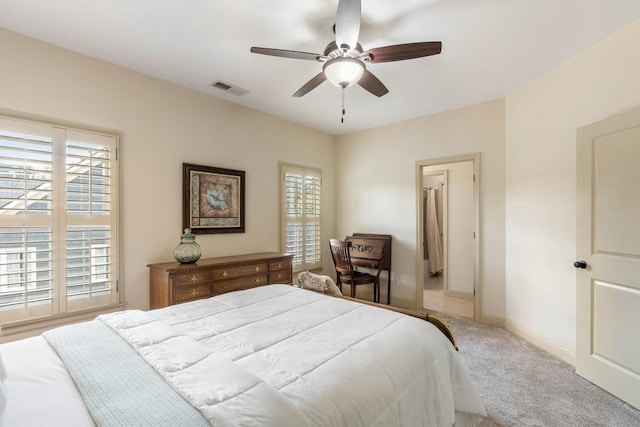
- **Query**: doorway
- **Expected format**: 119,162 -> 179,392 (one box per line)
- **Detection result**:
416,154 -> 480,321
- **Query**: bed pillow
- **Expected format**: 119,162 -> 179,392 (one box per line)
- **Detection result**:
296,271 -> 342,296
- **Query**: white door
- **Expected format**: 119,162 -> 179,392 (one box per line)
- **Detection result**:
445,160 -> 475,297
576,107 -> 640,409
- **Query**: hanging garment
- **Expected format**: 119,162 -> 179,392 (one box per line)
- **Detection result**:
425,188 -> 444,274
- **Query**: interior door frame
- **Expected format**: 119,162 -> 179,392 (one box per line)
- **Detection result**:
415,153 -> 480,322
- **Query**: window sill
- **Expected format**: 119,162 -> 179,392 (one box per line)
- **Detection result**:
0,303 -> 126,343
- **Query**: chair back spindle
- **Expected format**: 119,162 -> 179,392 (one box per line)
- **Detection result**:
329,239 -> 353,274
329,238 -> 380,303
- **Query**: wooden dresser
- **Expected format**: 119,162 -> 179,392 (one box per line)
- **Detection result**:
148,252 -> 293,309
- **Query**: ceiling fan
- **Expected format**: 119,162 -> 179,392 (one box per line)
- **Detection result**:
250,0 -> 442,98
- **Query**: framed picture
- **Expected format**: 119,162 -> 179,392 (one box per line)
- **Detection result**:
183,163 -> 245,234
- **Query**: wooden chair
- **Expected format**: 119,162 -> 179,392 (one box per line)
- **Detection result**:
329,239 -> 380,303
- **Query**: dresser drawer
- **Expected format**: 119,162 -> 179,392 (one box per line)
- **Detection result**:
149,253 -> 292,309
269,258 -> 291,272
174,283 -> 211,303
215,273 -> 269,294
174,271 -> 211,287
213,263 -> 268,281
269,270 -> 292,284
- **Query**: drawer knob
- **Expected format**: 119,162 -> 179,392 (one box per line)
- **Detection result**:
255,266 -> 261,272
255,277 -> 261,283
190,275 -> 197,283
278,273 -> 282,279
222,271 -> 229,278
191,289 -> 198,297
277,263 -> 282,268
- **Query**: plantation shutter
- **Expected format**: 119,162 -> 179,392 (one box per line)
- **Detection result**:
64,130 -> 117,311
0,119 -> 54,319
0,117 -> 118,323
281,164 -> 321,271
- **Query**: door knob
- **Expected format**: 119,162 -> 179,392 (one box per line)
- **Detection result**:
573,260 -> 587,269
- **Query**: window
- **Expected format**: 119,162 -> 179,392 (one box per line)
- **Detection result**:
280,163 -> 321,272
0,116 -> 119,324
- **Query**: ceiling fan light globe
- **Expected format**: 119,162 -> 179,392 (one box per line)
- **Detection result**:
323,57 -> 365,88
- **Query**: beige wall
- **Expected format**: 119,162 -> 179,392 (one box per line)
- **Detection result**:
505,20 -> 640,357
3,16 -> 638,359
0,28 -> 336,311
336,100 -> 506,318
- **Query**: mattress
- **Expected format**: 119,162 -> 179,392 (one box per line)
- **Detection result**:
0,285 -> 485,426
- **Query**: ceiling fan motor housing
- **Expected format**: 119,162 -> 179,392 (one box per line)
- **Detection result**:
323,41 -> 363,58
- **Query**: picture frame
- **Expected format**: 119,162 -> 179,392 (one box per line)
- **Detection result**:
182,163 -> 245,234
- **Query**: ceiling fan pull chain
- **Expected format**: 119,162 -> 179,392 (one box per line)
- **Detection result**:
341,87 -> 346,123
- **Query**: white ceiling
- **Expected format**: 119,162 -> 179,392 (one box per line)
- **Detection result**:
1,0 -> 639,135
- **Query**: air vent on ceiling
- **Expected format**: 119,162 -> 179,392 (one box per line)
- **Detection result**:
210,80 -> 249,96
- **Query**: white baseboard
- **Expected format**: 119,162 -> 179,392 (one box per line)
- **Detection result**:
505,319 -> 576,366
479,313 -> 505,328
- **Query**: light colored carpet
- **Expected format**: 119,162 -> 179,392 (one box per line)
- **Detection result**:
438,313 -> 640,426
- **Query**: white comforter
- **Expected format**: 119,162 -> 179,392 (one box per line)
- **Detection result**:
99,285 -> 485,426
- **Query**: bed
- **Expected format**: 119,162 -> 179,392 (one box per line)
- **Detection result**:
0,284 -> 486,426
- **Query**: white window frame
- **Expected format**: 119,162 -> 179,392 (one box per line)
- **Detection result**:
279,162 -> 322,272
0,115 -> 120,325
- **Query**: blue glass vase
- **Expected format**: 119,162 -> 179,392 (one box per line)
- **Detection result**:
174,228 -> 202,264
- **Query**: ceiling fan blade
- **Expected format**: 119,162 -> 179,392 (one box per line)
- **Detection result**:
335,0 -> 361,51
293,73 -> 327,97
250,47 -> 321,61
366,41 -> 442,63
358,70 -> 389,97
